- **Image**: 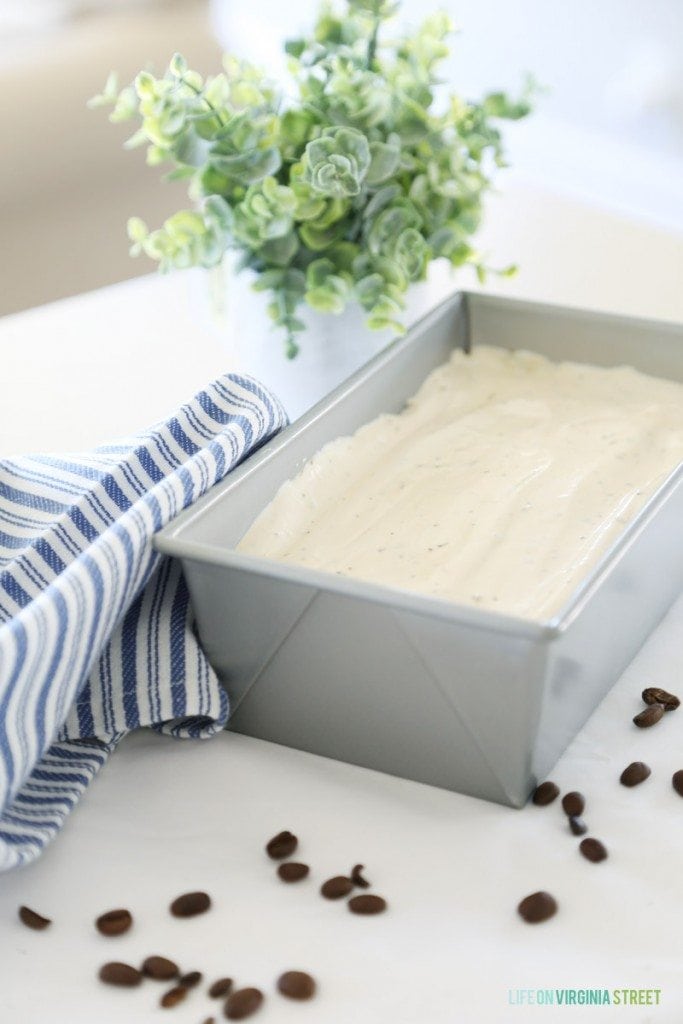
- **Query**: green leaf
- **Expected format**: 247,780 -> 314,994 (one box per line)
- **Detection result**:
123,128 -> 148,150
146,145 -> 168,166
303,127 -> 371,198
363,185 -> 401,221
281,109 -> 315,154
260,230 -> 299,266
483,91 -> 532,120
284,38 -> 306,58
135,71 -> 156,99
210,146 -> 281,184
306,258 -> 334,288
299,219 -> 347,251
127,216 -> 148,242
304,257 -> 352,314
366,200 -> 422,259
109,86 -> 138,123
87,71 -> 119,109
199,164 -> 232,196
327,241 -> 359,274
365,135 -> 401,186
169,52 -> 188,77
165,210 -> 206,240
367,314 -> 405,332
355,272 -> 386,309
204,195 -> 234,232
164,166 -> 196,181
173,129 -> 211,167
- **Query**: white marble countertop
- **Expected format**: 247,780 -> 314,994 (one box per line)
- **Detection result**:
1,180 -> 683,1022
2,604 -> 683,1023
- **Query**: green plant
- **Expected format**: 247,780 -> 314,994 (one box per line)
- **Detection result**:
91,0 -> 533,356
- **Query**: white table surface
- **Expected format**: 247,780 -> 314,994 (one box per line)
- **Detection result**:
1,180 -> 683,1022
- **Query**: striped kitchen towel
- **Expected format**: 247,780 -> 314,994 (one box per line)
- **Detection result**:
0,373 -> 287,871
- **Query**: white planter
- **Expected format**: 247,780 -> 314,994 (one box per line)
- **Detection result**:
188,259 -> 457,420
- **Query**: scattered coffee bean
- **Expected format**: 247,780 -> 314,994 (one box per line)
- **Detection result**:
98,962 -> 143,987
517,891 -> 557,924
170,891 -> 211,918
202,1019 -> 216,1024
633,704 -> 665,728
18,906 -> 51,931
348,894 -> 387,915
320,876 -> 354,900
160,985 -> 188,1008
209,978 -> 233,998
277,971 -> 316,1000
672,770 -> 683,797
642,686 -> 680,711
532,781 -> 560,806
142,956 -> 179,980
569,816 -> 588,836
561,791 -> 585,817
266,831 -> 298,860
350,864 -> 370,888
225,986 -> 264,1020
277,862 -> 309,883
620,761 -> 651,787
95,908 -> 132,937
579,838 -> 608,863
179,971 -> 202,988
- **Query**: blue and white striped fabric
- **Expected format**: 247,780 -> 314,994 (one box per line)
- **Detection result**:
0,374 -> 287,871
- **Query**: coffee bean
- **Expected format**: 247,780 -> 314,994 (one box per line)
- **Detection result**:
225,986 -> 264,1019
569,816 -> 587,836
561,791 -> 585,817
277,862 -> 309,883
672,770 -> 683,796
579,838 -> 608,863
642,686 -> 680,711
170,891 -> 211,917
203,1019 -> 216,1024
142,956 -> 179,980
277,971 -> 316,1000
320,876 -> 354,900
350,864 -> 370,888
160,984 -> 187,1008
95,908 -> 132,937
532,781 -> 560,806
209,978 -> 233,998
517,891 -> 557,924
633,704 -> 665,728
266,831 -> 298,860
18,906 -> 51,931
98,962 -> 143,987
348,894 -> 387,915
620,761 -> 651,787
179,971 -> 202,988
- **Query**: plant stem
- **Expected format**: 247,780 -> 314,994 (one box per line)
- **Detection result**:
367,16 -> 381,69
181,75 -> 226,127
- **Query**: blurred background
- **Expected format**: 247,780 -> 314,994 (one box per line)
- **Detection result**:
1,0 -> 682,318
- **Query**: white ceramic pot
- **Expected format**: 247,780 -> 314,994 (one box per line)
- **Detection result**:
188,258 -> 457,421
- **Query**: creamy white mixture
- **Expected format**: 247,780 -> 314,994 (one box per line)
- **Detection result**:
237,346 -> 683,620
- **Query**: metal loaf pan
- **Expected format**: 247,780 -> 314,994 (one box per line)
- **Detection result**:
155,293 -> 683,807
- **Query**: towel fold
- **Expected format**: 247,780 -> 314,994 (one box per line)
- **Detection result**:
0,373 -> 287,871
